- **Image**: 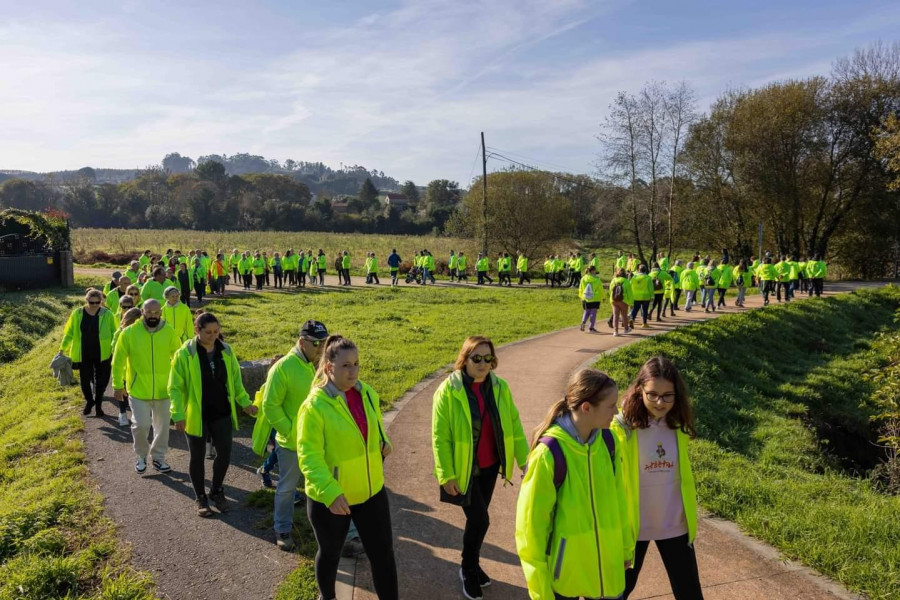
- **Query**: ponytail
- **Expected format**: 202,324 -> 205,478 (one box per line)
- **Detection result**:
530,397 -> 569,451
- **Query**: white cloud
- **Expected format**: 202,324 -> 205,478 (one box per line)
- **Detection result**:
0,1 -> 895,185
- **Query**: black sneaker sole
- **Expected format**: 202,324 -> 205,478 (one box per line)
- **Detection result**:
458,568 -> 483,600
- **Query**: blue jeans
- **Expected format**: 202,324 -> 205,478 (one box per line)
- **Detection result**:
261,429 -> 278,473
273,445 -> 302,534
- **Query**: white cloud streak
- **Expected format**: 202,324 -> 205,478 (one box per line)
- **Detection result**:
0,1 -> 895,185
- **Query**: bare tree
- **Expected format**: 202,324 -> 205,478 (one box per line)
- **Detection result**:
664,81 -> 697,255
638,81 -> 667,260
600,91 -> 646,263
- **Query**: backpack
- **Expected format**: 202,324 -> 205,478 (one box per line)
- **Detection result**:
705,273 -> 716,287
668,269 -> 679,284
612,283 -> 624,302
652,276 -> 662,292
583,282 -> 594,300
538,429 -> 616,491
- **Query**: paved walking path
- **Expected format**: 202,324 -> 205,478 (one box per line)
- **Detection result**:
79,282 -> 876,599
349,282 -> 874,600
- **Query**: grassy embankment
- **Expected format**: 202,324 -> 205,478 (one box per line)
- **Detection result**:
594,285 -> 900,600
0,277 -> 154,600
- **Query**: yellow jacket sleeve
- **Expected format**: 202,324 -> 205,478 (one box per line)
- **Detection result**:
515,445 -> 557,600
431,384 -> 457,485
296,399 -> 343,507
261,366 -> 292,439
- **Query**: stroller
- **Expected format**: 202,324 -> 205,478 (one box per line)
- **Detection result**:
405,267 -> 423,284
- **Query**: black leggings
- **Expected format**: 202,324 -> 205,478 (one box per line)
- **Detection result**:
461,462 -> 500,569
255,274 -> 264,290
307,487 -> 398,600
273,268 -> 283,289
623,534 -> 704,600
716,287 -> 726,307
651,294 -> 663,318
79,358 -> 111,410
185,416 -> 233,498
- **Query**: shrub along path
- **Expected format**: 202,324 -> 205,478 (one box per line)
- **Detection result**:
80,283 -> 875,600
349,282 -> 877,600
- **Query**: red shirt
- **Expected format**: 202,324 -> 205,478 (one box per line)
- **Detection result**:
345,387 -> 368,442
472,382 -> 498,468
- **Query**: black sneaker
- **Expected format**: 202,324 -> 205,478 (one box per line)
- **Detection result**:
459,568 -> 483,600
196,495 -> 213,518
209,489 -> 230,513
476,566 -> 491,587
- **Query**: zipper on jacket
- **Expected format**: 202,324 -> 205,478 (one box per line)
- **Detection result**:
553,537 -> 567,580
587,448 -> 604,596
339,391 -> 373,498
150,333 -> 155,400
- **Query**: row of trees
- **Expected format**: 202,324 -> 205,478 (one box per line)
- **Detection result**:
593,43 -> 900,276
0,159 -> 459,235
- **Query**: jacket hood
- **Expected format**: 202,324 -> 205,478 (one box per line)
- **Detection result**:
555,412 -> 599,445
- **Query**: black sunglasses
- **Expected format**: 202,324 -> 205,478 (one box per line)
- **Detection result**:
303,338 -> 323,347
88,300 -> 101,305
469,354 -> 494,364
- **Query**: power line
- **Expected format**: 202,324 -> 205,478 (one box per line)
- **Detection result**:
485,146 -> 576,173
485,150 -> 598,188
465,142 -> 482,186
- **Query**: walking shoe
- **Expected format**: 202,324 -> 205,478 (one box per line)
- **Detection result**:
580,323 -> 585,332
656,317 -> 662,322
459,567 -> 484,600
589,327 -> 598,333
118,412 -> 129,427
209,489 -> 230,513
95,407 -> 105,417
152,459 -> 172,473
476,566 -> 491,587
613,331 -> 620,337
196,495 -> 214,518
83,402 -> 93,415
341,536 -> 365,557
257,465 -> 274,488
276,532 -> 295,551
206,441 -> 216,459
641,323 -> 649,329
135,457 -> 147,474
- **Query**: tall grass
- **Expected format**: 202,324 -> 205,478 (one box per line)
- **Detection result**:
594,285 -> 900,600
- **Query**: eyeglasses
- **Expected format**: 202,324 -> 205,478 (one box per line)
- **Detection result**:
303,339 -> 322,347
88,300 -> 101,305
469,354 -> 494,364
643,390 -> 676,403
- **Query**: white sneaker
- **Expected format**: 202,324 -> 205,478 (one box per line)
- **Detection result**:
135,457 -> 147,474
152,459 -> 172,473
206,442 -> 216,459
118,413 -> 129,427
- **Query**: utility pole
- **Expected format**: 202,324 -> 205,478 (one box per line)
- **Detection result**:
481,132 -> 488,256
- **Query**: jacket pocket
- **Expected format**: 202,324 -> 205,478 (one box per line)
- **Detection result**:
553,537 -> 567,580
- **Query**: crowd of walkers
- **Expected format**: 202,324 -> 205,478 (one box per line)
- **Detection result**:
55,245 -> 829,600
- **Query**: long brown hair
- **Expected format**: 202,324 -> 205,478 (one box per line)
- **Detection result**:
313,335 -> 358,387
530,369 -> 617,450
453,336 -> 498,372
620,356 -> 696,437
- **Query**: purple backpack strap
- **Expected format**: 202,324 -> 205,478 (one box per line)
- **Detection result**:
538,436 -> 567,490
601,429 -> 616,474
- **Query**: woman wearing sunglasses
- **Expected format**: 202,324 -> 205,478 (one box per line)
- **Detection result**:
432,336 -> 529,600
60,288 -> 117,416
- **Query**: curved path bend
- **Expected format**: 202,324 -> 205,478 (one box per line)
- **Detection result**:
80,282 -> 877,599
349,282 -> 874,600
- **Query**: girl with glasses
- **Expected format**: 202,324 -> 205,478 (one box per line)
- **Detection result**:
432,336 -> 529,600
59,289 -> 116,417
612,356 -> 704,600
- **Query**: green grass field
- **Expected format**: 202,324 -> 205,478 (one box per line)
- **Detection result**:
0,277 -> 154,600
593,285 -> 900,600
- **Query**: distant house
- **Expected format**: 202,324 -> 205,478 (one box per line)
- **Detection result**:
380,192 -> 410,210
331,195 -> 352,214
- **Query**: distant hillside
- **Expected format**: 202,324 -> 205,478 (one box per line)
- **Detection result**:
0,152 -> 407,196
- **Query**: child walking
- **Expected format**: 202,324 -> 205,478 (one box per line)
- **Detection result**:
516,368 -> 633,600
612,356 -> 704,600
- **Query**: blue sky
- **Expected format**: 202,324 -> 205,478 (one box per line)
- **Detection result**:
2,0 -> 898,187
